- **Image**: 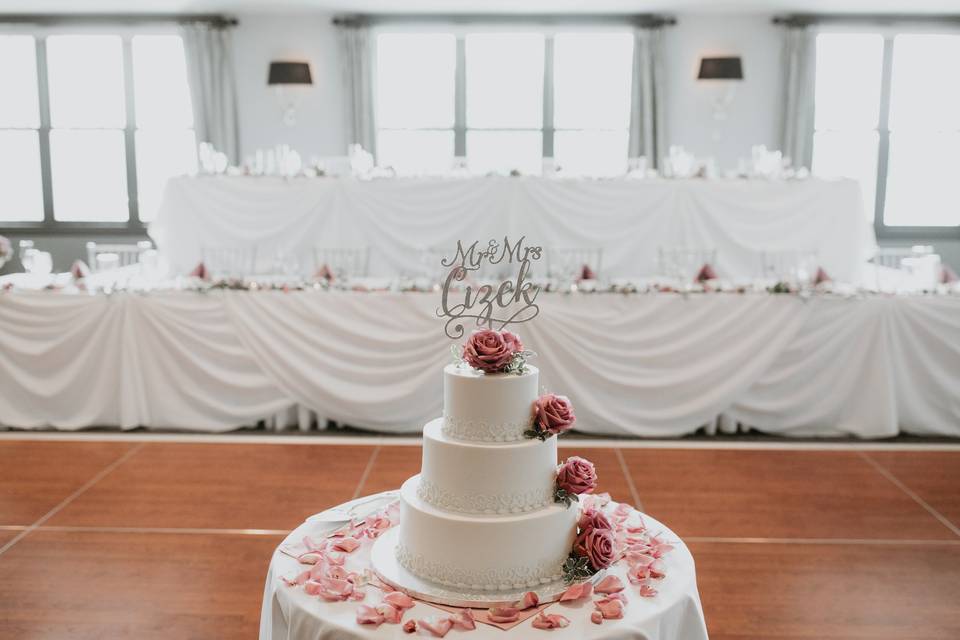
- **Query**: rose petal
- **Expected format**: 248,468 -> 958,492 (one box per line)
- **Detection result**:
594,575 -> 625,594
450,608 -> 476,630
639,584 -> 658,597
377,603 -> 403,624
515,591 -> 539,610
356,604 -> 384,626
418,616 -> 454,637
559,581 -> 593,602
591,610 -> 603,625
595,597 -> 624,619
532,612 -> 571,630
332,537 -> 361,553
349,587 -> 367,601
326,565 -> 348,581
403,619 -> 417,633
488,606 -> 521,623
384,591 -> 416,610
297,552 -> 323,565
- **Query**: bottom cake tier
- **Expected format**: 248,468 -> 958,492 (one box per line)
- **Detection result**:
396,475 -> 578,591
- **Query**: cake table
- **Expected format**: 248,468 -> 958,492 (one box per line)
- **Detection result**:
259,492 -> 709,640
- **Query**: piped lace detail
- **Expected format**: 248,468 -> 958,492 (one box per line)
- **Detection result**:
441,414 -> 532,443
395,541 -> 564,591
417,477 -> 553,515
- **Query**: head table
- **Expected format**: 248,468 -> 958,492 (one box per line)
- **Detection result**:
0,282 -> 957,438
149,175 -> 876,283
260,492 -> 708,640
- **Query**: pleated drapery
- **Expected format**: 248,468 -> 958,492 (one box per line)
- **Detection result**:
182,22 -> 241,165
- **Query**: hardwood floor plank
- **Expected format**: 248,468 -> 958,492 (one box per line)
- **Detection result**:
866,452 -> 960,533
620,449 -> 956,540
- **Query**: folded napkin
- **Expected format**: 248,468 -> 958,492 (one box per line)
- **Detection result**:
813,267 -> 831,285
189,262 -> 209,280
578,264 -> 597,281
695,263 -> 718,283
70,260 -> 90,280
314,263 -> 335,282
941,264 -> 958,284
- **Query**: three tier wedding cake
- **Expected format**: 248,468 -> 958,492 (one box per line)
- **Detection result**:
391,328 -> 608,595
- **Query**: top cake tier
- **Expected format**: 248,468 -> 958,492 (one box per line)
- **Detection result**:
442,363 -> 538,443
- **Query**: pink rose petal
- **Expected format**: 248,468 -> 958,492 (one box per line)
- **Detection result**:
594,575 -> 624,594
403,619 -> 417,633
384,591 -> 416,610
297,552 -> 323,565
639,584 -> 658,597
515,591 -> 539,610
531,612 -> 571,630
450,608 -> 476,630
559,581 -> 593,602
349,587 -> 367,601
595,597 -> 624,619
488,606 -> 521,623
332,537 -> 361,553
326,565 -> 348,580
419,616 -> 454,637
591,610 -> 603,625
356,604 -> 384,626
377,603 -> 403,624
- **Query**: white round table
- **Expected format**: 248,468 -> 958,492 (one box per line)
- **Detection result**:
259,492 -> 709,639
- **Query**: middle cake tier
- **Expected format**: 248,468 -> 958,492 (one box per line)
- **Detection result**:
419,418 -> 557,514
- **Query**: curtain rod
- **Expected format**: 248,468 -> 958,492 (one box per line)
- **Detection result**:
333,13 -> 676,29
0,14 -> 238,27
773,13 -> 960,27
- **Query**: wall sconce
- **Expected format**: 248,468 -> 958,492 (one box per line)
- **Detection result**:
268,61 -> 313,126
697,56 -> 743,122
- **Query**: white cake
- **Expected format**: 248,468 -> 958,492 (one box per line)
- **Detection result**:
395,362 -> 578,591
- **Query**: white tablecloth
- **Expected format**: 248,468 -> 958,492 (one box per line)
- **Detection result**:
150,176 -> 876,283
1,290 -> 958,438
260,494 -> 708,640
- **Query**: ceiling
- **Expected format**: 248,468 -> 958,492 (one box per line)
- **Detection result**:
0,0 -> 958,14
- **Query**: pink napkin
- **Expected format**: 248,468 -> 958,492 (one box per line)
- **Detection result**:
314,263 -> 335,282
578,264 -> 597,281
695,263 -> 717,283
941,264 -> 958,284
189,262 -> 208,280
813,267 -> 831,285
70,260 -> 90,280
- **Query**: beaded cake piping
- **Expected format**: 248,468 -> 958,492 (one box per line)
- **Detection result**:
417,477 -> 553,515
441,415 -> 532,443
395,541 -> 564,591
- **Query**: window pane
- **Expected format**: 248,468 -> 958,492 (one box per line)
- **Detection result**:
554,32 -> 633,129
889,34 -> 960,131
812,130 -> 878,222
0,131 -> 43,221
554,130 -> 629,177
47,35 -> 125,128
0,36 -> 40,128
136,129 -> 197,221
814,34 -> 883,131
467,130 -> 542,175
133,35 -> 193,128
466,33 -> 543,128
376,34 -> 455,129
884,132 -> 960,226
377,130 -> 454,176
50,130 -> 128,221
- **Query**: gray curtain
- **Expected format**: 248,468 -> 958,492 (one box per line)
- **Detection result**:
336,20 -> 377,155
780,26 -> 817,170
182,22 -> 240,165
629,28 -> 667,169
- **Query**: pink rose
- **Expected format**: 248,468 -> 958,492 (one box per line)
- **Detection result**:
577,508 -> 612,536
533,393 -> 576,436
557,456 -> 597,495
462,329 -> 516,373
576,527 -> 615,571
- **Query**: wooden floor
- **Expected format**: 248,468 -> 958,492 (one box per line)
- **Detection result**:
0,438 -> 958,639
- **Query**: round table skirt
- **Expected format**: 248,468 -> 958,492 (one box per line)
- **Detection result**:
259,492 -> 709,639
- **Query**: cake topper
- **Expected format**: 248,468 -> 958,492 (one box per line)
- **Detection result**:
436,236 -> 542,339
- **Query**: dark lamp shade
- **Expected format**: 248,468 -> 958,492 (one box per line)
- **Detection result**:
697,57 -> 743,80
268,61 -> 313,85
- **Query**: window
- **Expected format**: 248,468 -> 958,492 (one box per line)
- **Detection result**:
812,31 -> 960,231
374,28 -> 635,177
0,30 -> 195,225
375,33 -> 456,176
0,36 -> 43,222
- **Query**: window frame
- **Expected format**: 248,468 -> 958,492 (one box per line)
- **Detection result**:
372,18 -> 652,176
0,21 -> 198,234
814,25 -> 960,240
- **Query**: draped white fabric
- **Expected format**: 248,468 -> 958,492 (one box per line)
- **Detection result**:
181,23 -> 241,164
780,26 -> 817,170
1,290 -> 957,438
336,20 -> 377,155
150,176 -> 876,283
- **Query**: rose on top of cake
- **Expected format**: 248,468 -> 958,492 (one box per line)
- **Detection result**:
460,328 -> 529,374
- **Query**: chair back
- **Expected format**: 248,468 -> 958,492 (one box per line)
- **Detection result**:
86,241 -> 152,273
758,249 -> 818,283
312,247 -> 370,279
201,246 -> 258,280
545,248 -> 603,280
658,247 -> 717,279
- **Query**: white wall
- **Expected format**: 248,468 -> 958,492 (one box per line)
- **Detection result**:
661,13 -> 784,169
232,13 -> 346,160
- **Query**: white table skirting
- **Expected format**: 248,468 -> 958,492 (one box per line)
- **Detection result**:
150,176 -> 876,284
0,291 -> 957,438
260,493 -> 709,640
